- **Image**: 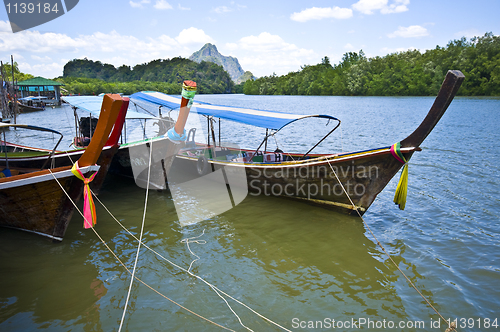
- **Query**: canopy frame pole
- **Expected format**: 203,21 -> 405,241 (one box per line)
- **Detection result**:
210,118 -> 216,149
264,128 -> 268,154
90,113 -> 93,139
206,116 -> 210,147
40,132 -> 64,170
3,131 -> 9,170
72,106 -> 79,145
250,129 -> 275,162
249,118 -> 341,162
301,119 -> 341,159
11,55 -> 18,124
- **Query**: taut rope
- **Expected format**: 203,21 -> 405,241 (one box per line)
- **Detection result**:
118,138 -> 153,332
324,161 -> 457,332
48,169 -> 236,332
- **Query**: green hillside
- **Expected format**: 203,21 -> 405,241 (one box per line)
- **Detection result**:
61,57 -> 233,94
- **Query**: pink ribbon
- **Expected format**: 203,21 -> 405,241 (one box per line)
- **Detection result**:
71,161 -> 98,229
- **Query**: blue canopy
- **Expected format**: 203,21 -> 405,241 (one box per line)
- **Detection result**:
62,96 -> 156,120
130,91 -> 339,131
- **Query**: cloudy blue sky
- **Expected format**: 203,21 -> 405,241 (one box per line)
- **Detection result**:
0,0 -> 498,79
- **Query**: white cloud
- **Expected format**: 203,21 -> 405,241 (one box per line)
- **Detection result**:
0,30 -> 80,53
0,27 -> 197,76
0,20 -> 11,32
225,42 -> 238,50
154,0 -> 172,10
352,0 -> 385,14
388,25 -> 429,38
0,22 -> 305,78
129,0 -> 150,8
20,61 -> 66,77
212,3 -> 246,15
178,4 -> 190,10
239,32 -> 293,52
129,1 -> 141,8
381,0 -> 410,14
455,29 -> 481,39
227,32 -> 316,76
31,55 -> 52,62
352,0 -> 409,15
344,43 -> 355,50
213,6 -> 231,13
290,7 -> 353,22
380,46 -> 417,54
175,27 -> 214,45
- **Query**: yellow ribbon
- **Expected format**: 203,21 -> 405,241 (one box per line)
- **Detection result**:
390,142 -> 409,210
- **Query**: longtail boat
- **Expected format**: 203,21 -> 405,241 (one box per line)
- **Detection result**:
0,81 -> 197,188
63,80 -> 197,188
130,70 -> 464,215
0,94 -> 124,241
17,96 -> 48,113
0,97 -> 129,193
61,95 -> 175,180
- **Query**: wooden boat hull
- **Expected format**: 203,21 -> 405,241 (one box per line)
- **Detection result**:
0,94 -> 125,241
173,146 -> 417,215
0,165 -> 99,241
18,103 -> 44,113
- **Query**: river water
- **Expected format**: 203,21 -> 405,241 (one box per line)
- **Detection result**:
0,95 -> 499,331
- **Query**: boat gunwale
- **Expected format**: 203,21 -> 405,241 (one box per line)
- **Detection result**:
175,146 -> 420,168
0,144 -> 114,161
0,165 -> 100,189
117,134 -> 170,148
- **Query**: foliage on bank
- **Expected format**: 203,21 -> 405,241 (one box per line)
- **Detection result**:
243,33 -> 500,96
62,57 -> 234,94
0,62 -> 34,82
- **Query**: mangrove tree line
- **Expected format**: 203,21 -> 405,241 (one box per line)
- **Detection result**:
243,33 -> 500,96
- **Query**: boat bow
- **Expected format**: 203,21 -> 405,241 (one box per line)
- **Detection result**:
401,70 -> 465,149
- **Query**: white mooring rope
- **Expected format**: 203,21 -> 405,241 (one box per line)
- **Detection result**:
90,182 -> 292,331
48,167 -> 237,331
181,229 -> 254,332
324,160 -> 457,332
118,138 -> 153,332
49,147 -> 291,331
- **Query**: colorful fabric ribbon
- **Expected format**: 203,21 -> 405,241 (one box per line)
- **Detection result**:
390,142 -> 409,210
71,161 -> 98,228
166,127 -> 187,143
181,81 -> 197,108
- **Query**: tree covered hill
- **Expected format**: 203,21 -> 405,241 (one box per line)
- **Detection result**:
62,57 -> 234,94
244,33 -> 500,96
